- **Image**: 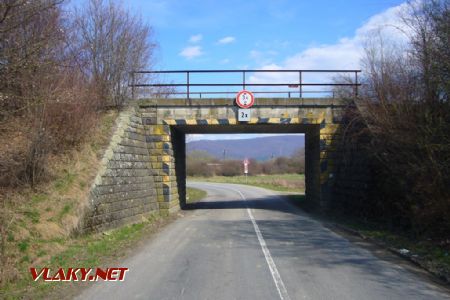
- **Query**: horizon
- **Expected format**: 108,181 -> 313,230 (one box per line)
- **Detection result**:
186,133 -> 305,142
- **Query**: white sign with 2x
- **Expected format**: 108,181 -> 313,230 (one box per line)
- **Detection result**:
238,109 -> 251,122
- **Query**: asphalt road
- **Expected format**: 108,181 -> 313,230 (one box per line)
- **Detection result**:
77,182 -> 450,300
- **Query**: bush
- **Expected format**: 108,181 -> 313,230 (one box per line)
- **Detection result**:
220,160 -> 242,177
40,73 -> 99,150
187,148 -> 305,177
332,1 -> 450,238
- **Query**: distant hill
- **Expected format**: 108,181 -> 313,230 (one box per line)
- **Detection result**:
187,135 -> 304,161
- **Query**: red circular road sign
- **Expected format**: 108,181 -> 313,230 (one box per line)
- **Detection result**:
236,90 -> 255,108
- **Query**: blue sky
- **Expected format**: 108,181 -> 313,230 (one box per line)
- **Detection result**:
123,0 -> 406,71
71,0 -> 409,141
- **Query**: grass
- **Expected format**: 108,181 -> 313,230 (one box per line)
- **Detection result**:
189,173 -> 305,193
18,240 -> 29,252
57,203 -> 73,222
186,187 -> 207,204
344,223 -> 450,274
23,209 -> 40,224
53,170 -> 77,193
31,194 -> 48,204
0,110 -> 120,297
2,213 -> 171,299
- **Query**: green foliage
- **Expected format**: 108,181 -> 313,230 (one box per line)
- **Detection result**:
7,233 -> 14,242
57,203 -> 73,222
31,194 -> 47,204
17,240 -> 29,252
20,256 -> 30,263
186,187 -> 207,204
54,170 -> 76,192
23,209 -> 40,224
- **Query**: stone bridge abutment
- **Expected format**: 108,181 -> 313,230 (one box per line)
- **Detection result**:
82,98 -> 349,232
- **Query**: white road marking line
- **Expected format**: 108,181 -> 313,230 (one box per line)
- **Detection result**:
232,188 -> 292,300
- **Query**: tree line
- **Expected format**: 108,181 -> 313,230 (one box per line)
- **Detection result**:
187,149 -> 305,177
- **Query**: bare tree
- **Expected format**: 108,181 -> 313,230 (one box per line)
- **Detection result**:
0,0 -> 65,113
335,0 -> 450,237
419,0 -> 450,102
0,0 -> 101,187
73,0 -> 157,108
0,0 -> 159,285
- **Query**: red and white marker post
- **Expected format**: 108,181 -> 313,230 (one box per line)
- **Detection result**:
243,158 -> 250,183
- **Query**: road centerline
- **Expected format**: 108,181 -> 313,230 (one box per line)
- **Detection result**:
230,187 -> 292,300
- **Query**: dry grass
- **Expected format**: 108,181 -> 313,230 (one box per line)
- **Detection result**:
0,115 -> 31,187
0,110 -> 118,288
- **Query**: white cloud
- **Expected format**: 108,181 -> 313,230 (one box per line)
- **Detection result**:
249,2 -> 411,85
189,34 -> 203,43
179,46 -> 204,59
249,50 -> 278,65
218,36 -> 236,44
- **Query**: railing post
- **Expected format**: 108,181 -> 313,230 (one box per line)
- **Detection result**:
187,71 -> 190,104
131,71 -> 135,101
127,69 -> 362,101
299,71 -> 302,99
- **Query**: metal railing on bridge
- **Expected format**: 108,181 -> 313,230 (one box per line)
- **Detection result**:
129,69 -> 361,100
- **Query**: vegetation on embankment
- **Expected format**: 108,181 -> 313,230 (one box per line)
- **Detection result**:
4,187 -> 204,298
331,1 -> 450,240
0,0 -> 158,293
186,188 -> 208,204
4,213 -> 173,299
0,110 -> 119,296
189,174 -> 305,193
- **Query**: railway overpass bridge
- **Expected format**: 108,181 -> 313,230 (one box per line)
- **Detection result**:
82,70 -> 361,232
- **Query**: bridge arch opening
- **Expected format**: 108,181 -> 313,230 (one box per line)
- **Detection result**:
170,124 -> 320,209
85,70 -> 355,231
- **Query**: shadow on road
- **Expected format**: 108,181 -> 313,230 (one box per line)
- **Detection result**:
183,192 -> 450,298
184,195 -> 305,213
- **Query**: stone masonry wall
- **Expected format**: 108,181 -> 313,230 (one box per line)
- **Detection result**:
329,105 -> 373,213
139,106 -> 180,215
81,98 -> 353,232
143,98 -> 350,209
82,106 -> 159,232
